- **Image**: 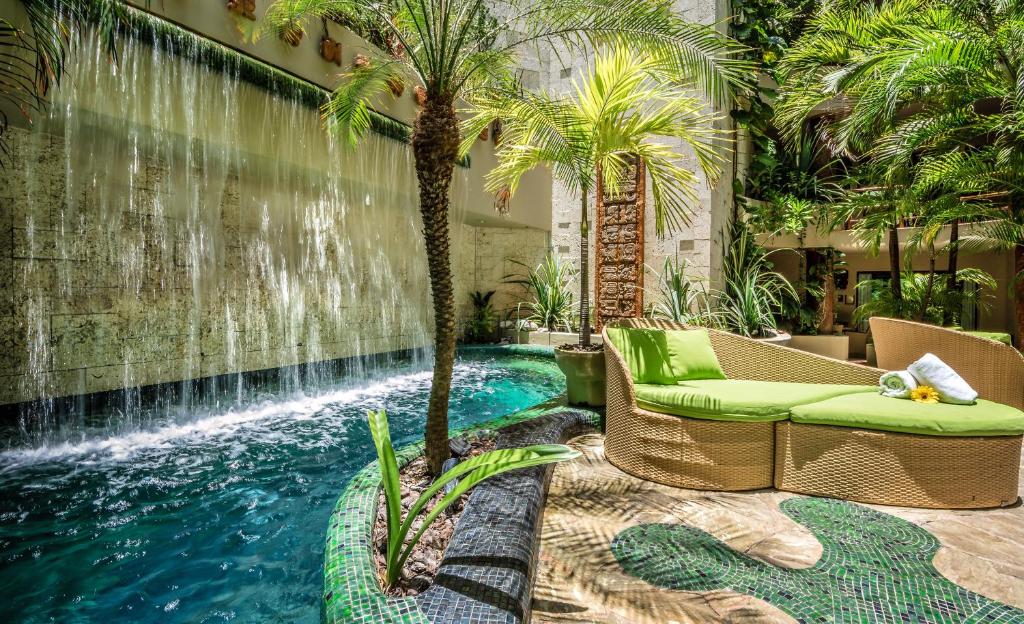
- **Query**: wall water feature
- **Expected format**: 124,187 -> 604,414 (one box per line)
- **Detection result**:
0,12 -> 471,444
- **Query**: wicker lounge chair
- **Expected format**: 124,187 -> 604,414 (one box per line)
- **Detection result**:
603,318 -> 882,491
604,318 -> 1024,508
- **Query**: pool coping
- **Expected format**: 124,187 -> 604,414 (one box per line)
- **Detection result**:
321,397 -> 600,624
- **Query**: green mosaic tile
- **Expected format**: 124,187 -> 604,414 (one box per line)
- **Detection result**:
321,396 -> 589,624
612,497 -> 1024,623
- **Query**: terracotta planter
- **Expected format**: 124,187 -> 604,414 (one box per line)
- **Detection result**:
554,346 -> 606,407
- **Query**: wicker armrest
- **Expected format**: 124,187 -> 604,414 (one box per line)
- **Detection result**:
870,317 -> 1024,410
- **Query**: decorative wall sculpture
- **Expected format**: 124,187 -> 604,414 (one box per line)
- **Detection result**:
227,0 -> 256,20
595,157 -> 645,330
320,37 -> 342,65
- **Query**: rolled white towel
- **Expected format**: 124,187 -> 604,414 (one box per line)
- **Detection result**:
907,353 -> 978,405
879,370 -> 918,399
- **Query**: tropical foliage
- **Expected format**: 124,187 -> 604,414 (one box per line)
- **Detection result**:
264,0 -> 754,473
505,253 -> 576,332
776,0 -> 1024,338
648,257 -> 718,326
0,0 -> 131,163
466,46 -> 746,348
853,269 -> 996,328
464,290 -> 497,343
718,220 -> 797,337
367,409 -> 579,588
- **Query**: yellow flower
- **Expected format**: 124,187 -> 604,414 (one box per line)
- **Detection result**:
910,385 -> 940,404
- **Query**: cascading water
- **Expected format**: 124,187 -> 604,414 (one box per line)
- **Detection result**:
0,11 -> 554,624
1,13 -> 471,444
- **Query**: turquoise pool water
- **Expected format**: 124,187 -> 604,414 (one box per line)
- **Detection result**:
0,349 -> 562,623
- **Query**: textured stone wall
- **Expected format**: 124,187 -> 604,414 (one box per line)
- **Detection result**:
454,224 -> 551,326
0,130 -> 541,406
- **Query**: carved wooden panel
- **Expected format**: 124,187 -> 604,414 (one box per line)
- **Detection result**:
595,157 -> 645,330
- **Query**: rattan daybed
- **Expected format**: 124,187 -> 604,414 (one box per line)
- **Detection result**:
603,318 -> 1024,509
603,319 -> 882,491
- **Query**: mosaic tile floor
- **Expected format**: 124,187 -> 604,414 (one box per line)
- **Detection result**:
532,434 -> 1024,624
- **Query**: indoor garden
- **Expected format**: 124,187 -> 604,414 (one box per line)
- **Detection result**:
1,0 -> 1023,623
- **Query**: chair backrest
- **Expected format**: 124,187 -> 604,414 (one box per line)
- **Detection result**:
606,318 -> 883,386
869,317 -> 1024,410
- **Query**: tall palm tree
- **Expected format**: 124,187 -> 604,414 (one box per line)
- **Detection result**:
463,47 -> 731,348
1,0 -> 129,162
264,0 -> 751,471
776,0 -> 1024,341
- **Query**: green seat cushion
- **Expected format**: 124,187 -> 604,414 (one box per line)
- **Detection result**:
634,379 -> 876,423
963,330 -> 1013,346
605,327 -> 675,385
790,393 -> 1024,437
664,329 -> 726,381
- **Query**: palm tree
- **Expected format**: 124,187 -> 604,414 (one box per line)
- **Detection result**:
776,0 -> 1024,341
1,0 -> 129,162
264,0 -> 751,471
464,47 -> 732,349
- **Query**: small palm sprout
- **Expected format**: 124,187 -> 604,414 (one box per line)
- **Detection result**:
367,409 -> 579,589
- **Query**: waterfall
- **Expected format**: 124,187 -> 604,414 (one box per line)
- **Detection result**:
0,14 -> 467,445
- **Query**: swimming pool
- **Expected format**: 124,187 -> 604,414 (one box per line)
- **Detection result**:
0,348 -> 562,623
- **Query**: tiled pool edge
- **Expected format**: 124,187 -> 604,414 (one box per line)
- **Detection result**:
321,399 -> 600,624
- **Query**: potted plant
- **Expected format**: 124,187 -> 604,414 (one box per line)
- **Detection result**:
464,48 -> 735,405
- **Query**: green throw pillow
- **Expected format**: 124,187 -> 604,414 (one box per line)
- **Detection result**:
664,329 -> 726,381
605,327 -> 676,385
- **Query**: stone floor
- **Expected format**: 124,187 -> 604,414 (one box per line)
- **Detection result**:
532,434 -> 1024,623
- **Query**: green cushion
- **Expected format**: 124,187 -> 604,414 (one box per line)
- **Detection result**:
634,379 -> 876,423
963,330 -> 1013,346
790,393 -> 1024,437
605,327 -> 675,385
664,329 -> 726,381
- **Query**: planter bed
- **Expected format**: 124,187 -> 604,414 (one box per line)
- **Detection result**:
322,399 -> 600,624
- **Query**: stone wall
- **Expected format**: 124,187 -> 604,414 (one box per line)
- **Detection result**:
0,122 -> 544,406
454,224 -> 551,328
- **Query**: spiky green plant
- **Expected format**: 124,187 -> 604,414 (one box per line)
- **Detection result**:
718,220 -> 797,337
263,0 -> 751,472
648,256 -> 719,326
367,409 -> 579,588
505,253 -> 577,332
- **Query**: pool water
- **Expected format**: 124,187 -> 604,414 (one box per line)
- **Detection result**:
0,349 -> 562,623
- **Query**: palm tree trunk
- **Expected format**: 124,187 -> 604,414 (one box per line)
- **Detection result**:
919,248 -> 936,322
412,95 -> 460,474
1015,244 -> 1024,349
579,191 -> 591,347
888,225 -> 902,313
817,251 -> 835,334
944,219 -> 960,325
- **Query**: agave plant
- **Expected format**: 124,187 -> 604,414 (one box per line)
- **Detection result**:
717,220 -> 797,337
505,253 -> 576,332
648,256 -> 719,326
367,409 -> 579,588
